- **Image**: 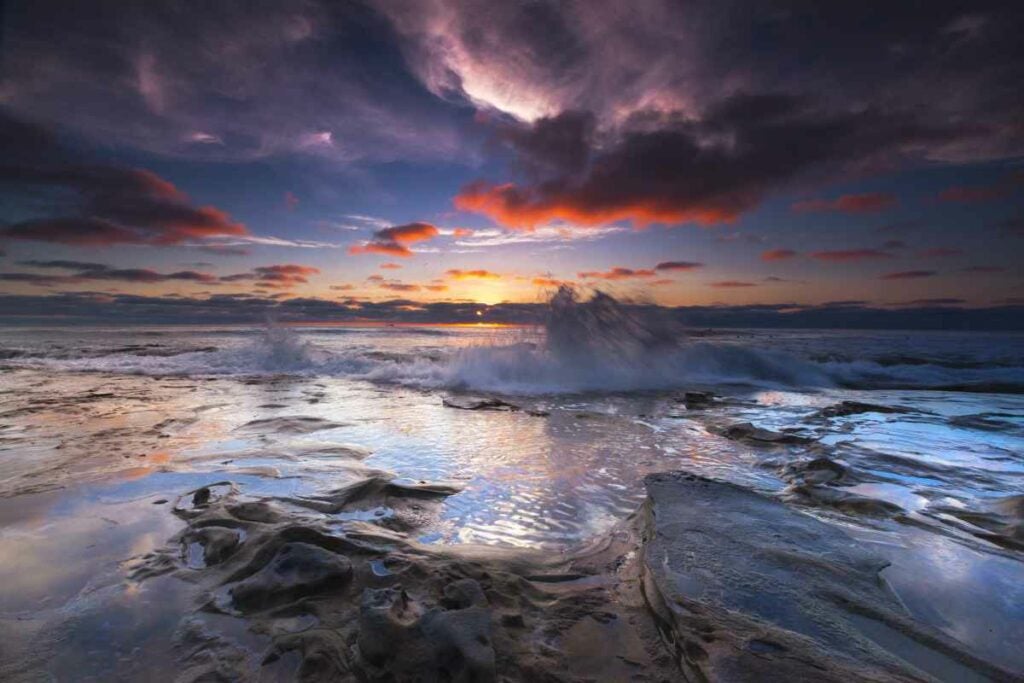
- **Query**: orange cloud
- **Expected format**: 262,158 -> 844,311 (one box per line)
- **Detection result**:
379,262 -> 403,269
532,277 -> 569,287
452,228 -> 474,237
349,241 -> 413,257
446,269 -> 501,280
455,181 -> 739,230
810,249 -> 890,262
578,267 -> 656,280
348,222 -> 440,258
761,249 -> 798,261
709,280 -> 757,288
380,282 -> 421,292
425,284 -> 449,291
792,193 -> 896,214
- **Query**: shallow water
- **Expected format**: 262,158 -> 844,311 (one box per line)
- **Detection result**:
1,322 -> 1022,677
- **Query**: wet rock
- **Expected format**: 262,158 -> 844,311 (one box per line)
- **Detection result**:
675,391 -> 715,409
230,542 -> 352,610
783,457 -> 849,485
227,501 -> 282,524
283,475 -> 462,519
185,526 -> 242,566
949,412 -> 1021,433
718,422 -> 813,445
442,578 -> 488,609
235,416 -> 346,434
785,483 -> 903,517
442,396 -> 519,412
357,587 -> 496,682
818,401 -> 912,418
641,472 -> 1014,682
192,487 -> 212,507
933,494 -> 1024,551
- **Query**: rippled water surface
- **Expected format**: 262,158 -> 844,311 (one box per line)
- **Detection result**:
1,322 -> 1023,676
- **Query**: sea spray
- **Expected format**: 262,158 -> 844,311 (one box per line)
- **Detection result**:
4,293 -> 1019,392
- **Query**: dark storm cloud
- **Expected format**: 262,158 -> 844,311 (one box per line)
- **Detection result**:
455,96 -> 971,229
0,0 -> 468,164
1,292 -> 1020,330
0,111 -> 247,247
414,1 -> 1024,228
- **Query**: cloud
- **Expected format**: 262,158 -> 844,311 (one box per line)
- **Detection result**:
655,261 -> 704,271
221,264 -> 320,288
0,2 -> 466,165
761,249 -> 798,261
881,270 -> 937,280
882,239 -> 907,249
792,192 -> 897,214
330,284 -> 355,291
196,244 -> 250,256
378,1 -> 1024,171
348,222 -> 440,258
424,284 -> 449,292
454,224 -> 625,248
810,249 -> 891,262
445,269 -> 501,280
574,262 -> 701,280
578,267 -> 656,280
379,282 -> 421,292
0,112 -> 247,248
379,263 -> 403,270
709,280 -> 757,288
454,97 -> 952,230
531,277 -> 569,287
3,260 -> 219,287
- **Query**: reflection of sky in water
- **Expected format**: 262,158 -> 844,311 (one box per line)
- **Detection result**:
856,524 -> 1024,672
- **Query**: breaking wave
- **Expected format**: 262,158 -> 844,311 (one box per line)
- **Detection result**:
2,288 -> 1022,394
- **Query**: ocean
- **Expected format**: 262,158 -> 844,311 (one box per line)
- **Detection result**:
1,304 -> 1022,678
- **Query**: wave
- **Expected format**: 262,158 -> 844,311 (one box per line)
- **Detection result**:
3,289 -> 1022,395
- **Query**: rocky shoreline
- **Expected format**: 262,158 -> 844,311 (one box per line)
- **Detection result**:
114,468 -> 1020,682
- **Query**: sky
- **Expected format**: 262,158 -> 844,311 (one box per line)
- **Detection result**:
0,0 -> 1022,326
